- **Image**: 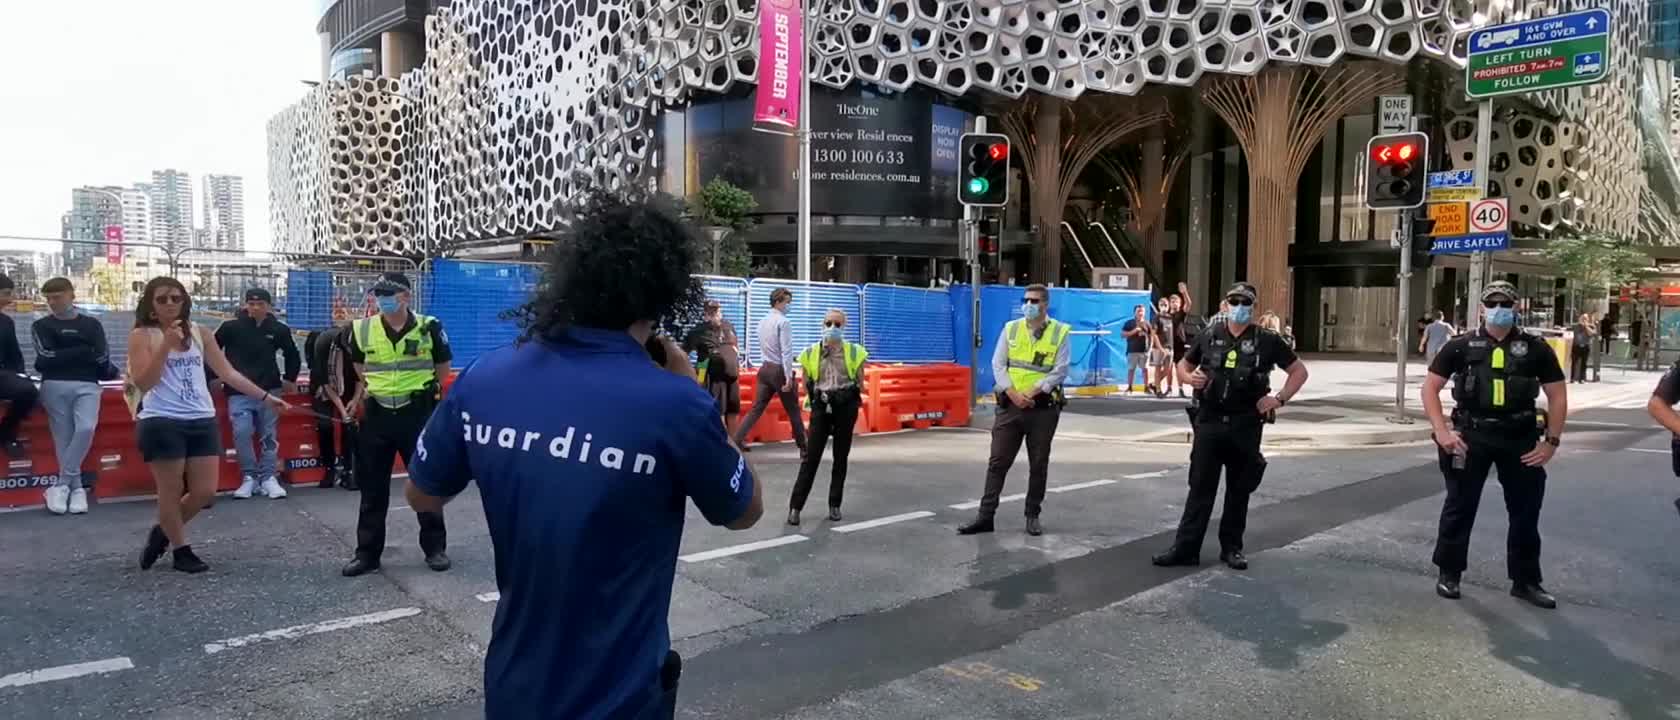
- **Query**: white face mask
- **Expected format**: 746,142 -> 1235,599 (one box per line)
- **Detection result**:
1023,302 -> 1042,319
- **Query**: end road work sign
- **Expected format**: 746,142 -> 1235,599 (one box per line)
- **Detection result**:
1467,9 -> 1610,99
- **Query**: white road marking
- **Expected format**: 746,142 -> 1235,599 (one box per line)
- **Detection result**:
389,505 -> 410,512
950,493 -> 1025,511
475,592 -> 501,603
203,607 -> 423,655
1048,479 -> 1118,493
1628,447 -> 1669,454
1214,590 -> 1244,598
1124,469 -> 1172,479
679,535 -> 808,563
831,511 -> 936,533
0,657 -> 134,689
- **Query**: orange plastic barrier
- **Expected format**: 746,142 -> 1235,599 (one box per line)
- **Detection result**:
729,371 -> 870,445
862,363 -> 971,433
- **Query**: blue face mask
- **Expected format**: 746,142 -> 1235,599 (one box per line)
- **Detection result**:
1022,302 -> 1042,320
823,326 -> 843,342
375,295 -> 401,314
1229,304 -> 1253,324
1486,306 -> 1516,328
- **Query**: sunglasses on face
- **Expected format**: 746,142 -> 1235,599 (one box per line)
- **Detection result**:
1483,299 -> 1515,309
824,321 -> 844,328
1226,297 -> 1254,307
373,289 -> 397,298
155,294 -> 185,305
1024,297 -> 1044,305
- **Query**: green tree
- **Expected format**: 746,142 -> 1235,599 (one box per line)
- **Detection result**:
1539,233 -> 1651,297
693,178 -> 757,277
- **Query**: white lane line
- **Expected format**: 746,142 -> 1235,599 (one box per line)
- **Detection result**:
1629,447 -> 1669,454
203,607 -> 423,655
0,657 -> 134,689
1124,469 -> 1172,479
831,511 -> 936,534
1048,479 -> 1118,493
950,493 -> 1025,511
475,592 -> 501,603
679,535 -> 808,563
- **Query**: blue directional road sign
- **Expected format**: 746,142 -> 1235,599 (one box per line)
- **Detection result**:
1429,232 -> 1510,255
1427,169 -> 1477,202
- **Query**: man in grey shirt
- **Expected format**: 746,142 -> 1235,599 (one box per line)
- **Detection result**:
734,287 -> 808,452
958,283 -> 1071,537
1420,310 -> 1453,365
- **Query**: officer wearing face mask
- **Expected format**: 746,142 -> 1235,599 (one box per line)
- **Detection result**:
786,309 -> 869,525
958,283 -> 1070,537
1154,282 -> 1308,571
1421,280 -> 1566,609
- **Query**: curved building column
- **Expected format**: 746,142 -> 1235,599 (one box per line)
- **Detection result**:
381,30 -> 423,78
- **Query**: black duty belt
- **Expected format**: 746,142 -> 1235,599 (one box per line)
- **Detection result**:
1455,410 -> 1542,432
813,386 -> 860,407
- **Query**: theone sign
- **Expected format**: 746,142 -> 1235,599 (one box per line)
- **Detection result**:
1466,9 -> 1611,99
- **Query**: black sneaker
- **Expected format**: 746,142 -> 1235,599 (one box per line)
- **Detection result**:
1436,572 -> 1462,599
139,525 -> 168,570
318,466 -> 338,489
171,546 -> 209,574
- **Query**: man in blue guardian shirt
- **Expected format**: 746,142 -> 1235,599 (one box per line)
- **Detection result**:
405,191 -> 764,719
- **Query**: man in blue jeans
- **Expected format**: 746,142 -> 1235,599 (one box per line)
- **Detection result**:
213,288 -> 300,499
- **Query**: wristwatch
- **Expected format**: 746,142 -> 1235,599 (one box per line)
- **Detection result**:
1543,435 -> 1561,447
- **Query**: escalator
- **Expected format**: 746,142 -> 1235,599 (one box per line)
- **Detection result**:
1058,208 -> 1165,291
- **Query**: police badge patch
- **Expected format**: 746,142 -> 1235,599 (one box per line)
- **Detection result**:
1511,341 -> 1529,357
1240,339 -> 1256,353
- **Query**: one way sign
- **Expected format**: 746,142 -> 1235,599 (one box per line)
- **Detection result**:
1379,95 -> 1412,133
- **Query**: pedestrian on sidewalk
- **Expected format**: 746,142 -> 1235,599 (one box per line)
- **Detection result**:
734,288 -> 807,453
129,277 -> 291,574
213,288 -> 301,499
1153,282 -> 1309,571
1568,313 -> 1594,384
958,283 -> 1070,537
683,300 -> 741,440
34,278 -> 118,515
1643,356 -> 1680,518
1421,280 -> 1566,609
1152,296 -> 1177,397
786,309 -> 868,525
1122,304 -> 1149,394
1420,311 -> 1453,366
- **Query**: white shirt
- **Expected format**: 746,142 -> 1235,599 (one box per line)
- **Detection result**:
136,326 -> 216,420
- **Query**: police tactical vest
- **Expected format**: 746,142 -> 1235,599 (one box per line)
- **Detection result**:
1451,329 -> 1542,416
1005,319 -> 1070,394
1197,326 -> 1271,413
356,312 -> 437,407
798,341 -> 868,385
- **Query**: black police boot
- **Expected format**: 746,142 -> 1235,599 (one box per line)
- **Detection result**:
1151,547 -> 1200,567
341,555 -> 381,577
1219,550 -> 1248,570
425,551 -> 452,572
1435,572 -> 1462,600
1024,517 -> 1043,536
827,507 -> 842,522
786,508 -> 800,526
317,465 -> 337,489
956,515 -> 995,535
1673,497 -> 1679,518
1511,582 -> 1557,609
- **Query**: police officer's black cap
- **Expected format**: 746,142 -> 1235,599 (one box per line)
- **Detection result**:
372,273 -> 412,294
1224,282 -> 1257,302
244,287 -> 273,304
1480,280 -> 1517,302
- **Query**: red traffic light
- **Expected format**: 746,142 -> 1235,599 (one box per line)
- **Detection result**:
988,143 -> 1008,161
1371,142 -> 1417,165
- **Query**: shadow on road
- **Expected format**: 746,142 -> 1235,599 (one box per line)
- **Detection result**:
1464,597 -> 1680,720
968,535 -> 1060,611
1189,574 -> 1350,671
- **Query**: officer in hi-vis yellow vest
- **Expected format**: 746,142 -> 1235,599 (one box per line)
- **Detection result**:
1421,280 -> 1567,609
341,273 -> 455,577
786,309 -> 869,526
959,283 -> 1070,537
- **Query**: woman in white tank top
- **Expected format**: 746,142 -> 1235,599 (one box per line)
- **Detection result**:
126,277 -> 292,574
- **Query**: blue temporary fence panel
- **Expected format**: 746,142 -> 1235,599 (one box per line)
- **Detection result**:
284,269 -> 334,332
421,259 -> 541,369
953,284 -> 1153,394
860,284 -> 954,363
745,279 -> 862,366
700,275 -> 750,348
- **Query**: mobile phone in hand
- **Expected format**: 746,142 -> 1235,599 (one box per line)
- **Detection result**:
644,334 -> 669,366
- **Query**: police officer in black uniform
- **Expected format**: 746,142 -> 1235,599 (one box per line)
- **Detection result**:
1422,280 -> 1566,609
1645,356 -> 1680,518
1152,282 -> 1310,570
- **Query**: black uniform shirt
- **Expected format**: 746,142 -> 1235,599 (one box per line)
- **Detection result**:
1654,358 -> 1680,406
1429,328 -> 1563,448
1184,323 -> 1298,417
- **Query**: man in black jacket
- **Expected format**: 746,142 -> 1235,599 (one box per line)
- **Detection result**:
213,288 -> 300,499
0,275 -> 38,460
33,277 -> 115,515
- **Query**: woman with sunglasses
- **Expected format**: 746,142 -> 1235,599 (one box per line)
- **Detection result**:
786,309 -> 868,525
128,277 -> 290,573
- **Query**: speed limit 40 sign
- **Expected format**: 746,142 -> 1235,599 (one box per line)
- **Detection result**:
1469,198 -> 1508,234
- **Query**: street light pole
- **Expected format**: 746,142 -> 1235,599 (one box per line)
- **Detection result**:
795,0 -> 813,282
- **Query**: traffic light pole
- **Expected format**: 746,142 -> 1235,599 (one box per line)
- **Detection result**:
967,116 -> 987,408
1392,209 -> 1414,424
1467,99 -> 1493,320
795,0 -> 813,282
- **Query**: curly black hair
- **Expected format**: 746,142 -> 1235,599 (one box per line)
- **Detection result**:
509,189 -> 707,340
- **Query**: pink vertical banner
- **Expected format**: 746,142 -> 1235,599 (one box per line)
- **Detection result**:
104,225 -> 124,264
753,0 -> 802,129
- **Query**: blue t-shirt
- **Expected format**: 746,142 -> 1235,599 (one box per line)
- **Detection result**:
409,327 -> 755,719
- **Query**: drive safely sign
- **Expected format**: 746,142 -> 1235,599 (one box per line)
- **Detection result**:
1430,233 -> 1510,254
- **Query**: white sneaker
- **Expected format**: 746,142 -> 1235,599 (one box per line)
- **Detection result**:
44,485 -> 69,515
234,477 -> 256,499
261,477 -> 287,499
68,489 -> 88,514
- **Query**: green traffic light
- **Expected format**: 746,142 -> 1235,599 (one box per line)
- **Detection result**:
967,177 -> 989,195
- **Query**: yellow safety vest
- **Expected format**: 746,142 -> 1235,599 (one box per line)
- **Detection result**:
1005,319 -> 1069,393
798,341 -> 868,385
356,312 -> 437,407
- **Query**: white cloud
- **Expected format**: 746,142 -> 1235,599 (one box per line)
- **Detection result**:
0,1 -> 321,253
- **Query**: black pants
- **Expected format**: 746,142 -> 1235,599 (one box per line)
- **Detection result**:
790,396 -> 860,511
1432,441 -> 1545,584
354,400 -> 445,560
1172,417 -> 1266,555
978,403 -> 1061,518
0,372 -> 38,445
312,397 -> 358,473
1570,346 -> 1589,382
734,364 -> 807,450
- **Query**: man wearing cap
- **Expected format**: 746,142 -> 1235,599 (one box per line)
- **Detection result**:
342,273 -> 455,576
1153,282 -> 1309,570
1422,280 -> 1566,609
213,287 -> 301,500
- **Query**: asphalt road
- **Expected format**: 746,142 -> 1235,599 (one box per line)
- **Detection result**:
1,408 -> 1677,719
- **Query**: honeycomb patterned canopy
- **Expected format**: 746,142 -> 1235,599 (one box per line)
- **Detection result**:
267,0 -> 1648,255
